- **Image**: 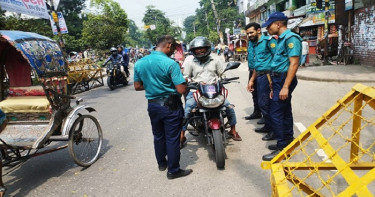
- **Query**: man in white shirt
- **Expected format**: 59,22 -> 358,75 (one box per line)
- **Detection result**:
180,37 -> 242,147
301,39 -> 309,67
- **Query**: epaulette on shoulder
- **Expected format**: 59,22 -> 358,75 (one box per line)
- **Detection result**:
285,32 -> 302,41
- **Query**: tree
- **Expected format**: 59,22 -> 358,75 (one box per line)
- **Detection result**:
142,5 -> 180,45
82,0 -> 128,53
184,0 -> 245,44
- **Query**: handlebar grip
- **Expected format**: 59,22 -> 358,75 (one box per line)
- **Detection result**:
224,77 -> 239,81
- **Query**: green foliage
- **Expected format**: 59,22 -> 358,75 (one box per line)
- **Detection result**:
183,0 -> 245,44
82,0 -> 128,51
142,5 -> 181,45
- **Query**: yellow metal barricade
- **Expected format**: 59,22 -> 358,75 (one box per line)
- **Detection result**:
262,84 -> 375,197
67,59 -> 104,94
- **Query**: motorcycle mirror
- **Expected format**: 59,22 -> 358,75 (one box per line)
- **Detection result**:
223,62 -> 241,73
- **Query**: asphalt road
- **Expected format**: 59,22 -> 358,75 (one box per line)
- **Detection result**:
3,55 -> 375,196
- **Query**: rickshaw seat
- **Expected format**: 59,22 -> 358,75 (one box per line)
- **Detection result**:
0,96 -> 50,113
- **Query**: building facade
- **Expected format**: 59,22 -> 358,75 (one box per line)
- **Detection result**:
243,0 -> 375,66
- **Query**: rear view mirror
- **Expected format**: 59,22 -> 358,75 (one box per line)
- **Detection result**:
224,62 -> 241,72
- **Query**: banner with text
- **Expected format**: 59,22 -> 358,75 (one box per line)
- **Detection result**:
0,0 -> 49,19
50,12 -> 68,35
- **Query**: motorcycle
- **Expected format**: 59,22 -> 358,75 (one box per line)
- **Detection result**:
106,62 -> 128,90
186,62 -> 240,169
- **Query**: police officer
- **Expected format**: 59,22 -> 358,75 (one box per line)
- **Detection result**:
245,22 -> 277,141
134,35 -> 193,179
261,12 -> 302,161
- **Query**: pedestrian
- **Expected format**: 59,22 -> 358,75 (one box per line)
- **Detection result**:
245,22 -> 277,141
181,36 -> 242,144
261,12 -> 302,161
301,38 -> 309,67
133,35 -> 193,179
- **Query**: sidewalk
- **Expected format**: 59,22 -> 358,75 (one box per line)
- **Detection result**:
297,64 -> 375,83
296,55 -> 375,83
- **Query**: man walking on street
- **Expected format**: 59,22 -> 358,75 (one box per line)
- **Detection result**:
261,12 -> 302,161
245,22 -> 277,141
134,35 -> 193,179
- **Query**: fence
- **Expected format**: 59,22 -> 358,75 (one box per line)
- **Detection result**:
261,84 -> 375,196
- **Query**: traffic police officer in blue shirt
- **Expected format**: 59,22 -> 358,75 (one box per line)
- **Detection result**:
245,22 -> 277,141
261,12 -> 302,161
134,35 -> 193,179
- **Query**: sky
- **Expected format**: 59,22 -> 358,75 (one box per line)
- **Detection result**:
113,0 -> 201,28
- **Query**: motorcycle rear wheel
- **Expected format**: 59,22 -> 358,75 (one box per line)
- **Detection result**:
212,129 -> 225,169
107,76 -> 116,90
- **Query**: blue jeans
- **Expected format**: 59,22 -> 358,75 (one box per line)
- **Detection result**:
148,103 -> 183,174
256,74 -> 271,131
270,73 -> 298,149
182,92 -> 237,131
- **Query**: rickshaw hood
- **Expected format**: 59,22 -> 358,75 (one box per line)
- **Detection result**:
0,30 -> 67,77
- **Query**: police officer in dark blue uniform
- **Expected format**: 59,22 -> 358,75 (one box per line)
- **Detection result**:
261,12 -> 302,161
245,22 -> 277,141
134,35 -> 193,179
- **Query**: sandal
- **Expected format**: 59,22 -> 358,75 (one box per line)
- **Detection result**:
0,186 -> 7,197
228,132 -> 242,141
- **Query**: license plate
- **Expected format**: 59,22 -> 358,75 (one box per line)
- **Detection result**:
207,85 -> 216,94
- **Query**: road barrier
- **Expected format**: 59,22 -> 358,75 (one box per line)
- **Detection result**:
261,84 -> 375,196
67,59 -> 104,94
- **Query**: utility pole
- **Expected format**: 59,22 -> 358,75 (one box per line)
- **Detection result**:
48,0 -> 67,59
323,0 -> 330,65
209,0 -> 222,43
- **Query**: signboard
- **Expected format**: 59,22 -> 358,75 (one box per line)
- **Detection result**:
0,0 -> 49,19
345,0 -> 353,10
233,28 -> 241,35
50,12 -> 68,35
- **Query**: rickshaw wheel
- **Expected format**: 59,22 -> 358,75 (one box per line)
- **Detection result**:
68,114 -> 103,167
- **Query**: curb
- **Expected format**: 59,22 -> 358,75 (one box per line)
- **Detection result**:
296,74 -> 375,83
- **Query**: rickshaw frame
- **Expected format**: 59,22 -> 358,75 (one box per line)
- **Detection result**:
0,30 -> 103,169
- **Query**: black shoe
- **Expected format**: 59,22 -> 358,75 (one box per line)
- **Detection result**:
268,144 -> 278,150
245,112 -> 262,120
255,126 -> 269,133
167,169 -> 193,179
257,118 -> 265,125
262,150 -> 282,161
262,132 -> 275,141
158,165 -> 167,171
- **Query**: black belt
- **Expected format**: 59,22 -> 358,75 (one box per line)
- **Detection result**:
271,71 -> 287,77
148,97 -> 167,105
256,70 -> 270,77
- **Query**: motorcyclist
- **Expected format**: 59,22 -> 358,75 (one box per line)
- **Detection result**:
103,47 -> 127,77
117,45 -> 130,76
180,36 -> 242,147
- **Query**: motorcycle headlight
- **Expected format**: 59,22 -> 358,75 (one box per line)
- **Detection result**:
198,95 -> 225,108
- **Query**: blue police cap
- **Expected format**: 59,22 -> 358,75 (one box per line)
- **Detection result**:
261,12 -> 288,28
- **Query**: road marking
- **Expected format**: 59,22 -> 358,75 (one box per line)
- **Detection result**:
294,122 -> 306,133
294,122 -> 332,163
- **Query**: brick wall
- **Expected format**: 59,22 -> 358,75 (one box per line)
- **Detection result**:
352,6 -> 375,66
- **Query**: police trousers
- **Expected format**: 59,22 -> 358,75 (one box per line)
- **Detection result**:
270,73 -> 298,149
148,102 -> 183,174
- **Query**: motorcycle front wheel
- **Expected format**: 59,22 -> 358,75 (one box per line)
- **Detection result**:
107,76 -> 116,90
212,129 -> 225,169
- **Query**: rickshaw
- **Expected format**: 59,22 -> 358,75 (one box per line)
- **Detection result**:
315,34 -> 338,60
0,30 -> 103,173
230,39 -> 247,62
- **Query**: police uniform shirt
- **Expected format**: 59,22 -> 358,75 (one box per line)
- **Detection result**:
271,29 -> 302,72
248,35 -> 277,72
134,51 -> 186,100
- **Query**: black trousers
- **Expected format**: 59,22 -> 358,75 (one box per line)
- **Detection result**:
249,70 -> 260,113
